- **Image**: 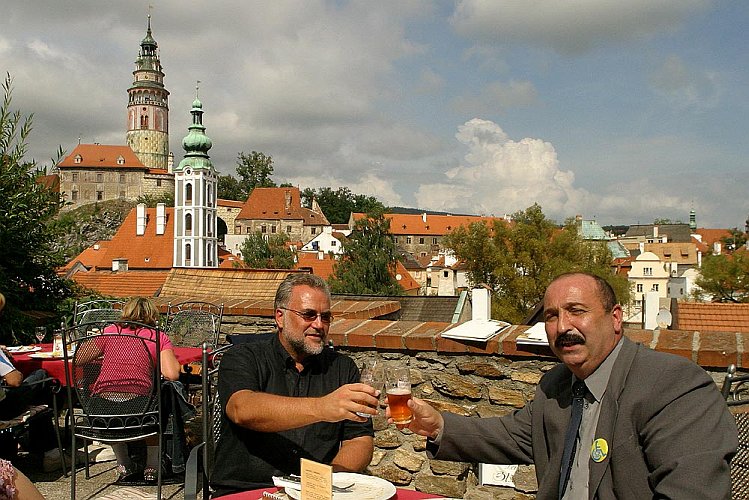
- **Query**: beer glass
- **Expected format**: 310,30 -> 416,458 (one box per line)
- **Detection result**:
386,366 -> 412,425
356,359 -> 383,418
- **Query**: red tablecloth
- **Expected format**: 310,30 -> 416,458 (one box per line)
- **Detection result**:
218,487 -> 443,500
12,343 -> 203,385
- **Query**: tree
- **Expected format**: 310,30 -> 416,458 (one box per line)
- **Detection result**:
217,174 -> 245,201
236,151 -> 276,196
0,74 -> 71,342
329,213 -> 403,295
443,203 -> 629,323
720,228 -> 748,252
695,252 -> 749,302
240,231 -> 295,269
301,187 -> 386,224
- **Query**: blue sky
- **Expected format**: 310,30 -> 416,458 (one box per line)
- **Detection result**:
2,1 -> 747,228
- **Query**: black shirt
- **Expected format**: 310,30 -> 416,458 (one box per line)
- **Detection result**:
210,334 -> 373,496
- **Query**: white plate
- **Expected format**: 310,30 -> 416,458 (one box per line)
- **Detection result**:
7,346 -> 41,353
29,351 -> 71,359
285,473 -> 396,500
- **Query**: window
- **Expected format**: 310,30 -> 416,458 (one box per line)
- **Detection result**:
72,173 -> 79,182
651,284 -> 659,292
236,225 -> 242,235
271,225 -> 277,234
74,155 -> 82,164
406,237 -> 412,244
261,225 -> 267,234
331,241 -> 336,246
443,271 -> 449,278
432,238 -> 438,245
96,191 -> 103,201
186,183 -> 193,204
286,225 -> 292,234
394,237 -> 399,243
156,179 -> 162,187
185,243 -> 192,264
419,237 -> 425,244
119,174 -> 126,183
96,173 -> 103,183
116,156 -> 125,165
421,252 -> 427,257
119,191 -> 125,199
185,213 -> 193,235
71,190 -> 78,201
636,284 -> 643,293
643,267 -> 653,276
426,277 -> 432,287
311,227 -> 317,235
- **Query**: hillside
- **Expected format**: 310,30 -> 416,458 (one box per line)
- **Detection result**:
51,199 -> 137,263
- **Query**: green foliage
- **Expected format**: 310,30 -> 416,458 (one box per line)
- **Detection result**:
300,186 -> 386,224
240,231 -> 295,269
0,73 -> 72,343
695,252 -> 749,302
720,228 -> 748,252
217,174 -> 245,201
236,151 -> 276,194
329,213 -> 403,295
136,191 -> 174,207
443,203 -> 629,323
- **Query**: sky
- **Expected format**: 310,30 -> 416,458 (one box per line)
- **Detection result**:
2,1 -> 748,228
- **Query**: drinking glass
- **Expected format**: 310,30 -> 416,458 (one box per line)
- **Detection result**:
386,366 -> 412,426
356,360 -> 384,418
35,326 -> 46,345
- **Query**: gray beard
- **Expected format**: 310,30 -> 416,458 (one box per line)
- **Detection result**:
283,331 -> 325,358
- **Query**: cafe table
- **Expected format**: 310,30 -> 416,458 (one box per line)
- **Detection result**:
219,487 -> 445,500
11,343 -> 203,385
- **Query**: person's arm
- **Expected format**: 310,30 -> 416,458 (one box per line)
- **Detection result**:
2,369 -> 22,387
225,382 -> 379,433
160,349 -> 181,381
639,361 -> 737,498
331,435 -> 374,472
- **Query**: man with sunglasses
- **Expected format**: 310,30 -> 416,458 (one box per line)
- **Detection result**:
211,273 -> 377,497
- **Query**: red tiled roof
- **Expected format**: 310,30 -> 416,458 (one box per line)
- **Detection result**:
236,187 -> 329,225
675,301 -> 749,333
71,270 -> 168,297
352,212 -> 503,236
394,261 -> 419,292
61,241 -> 111,272
695,228 -> 732,247
36,174 -> 60,192
94,207 -> 174,270
218,198 -> 245,208
296,252 -> 336,279
159,268 -> 304,302
58,144 -> 147,170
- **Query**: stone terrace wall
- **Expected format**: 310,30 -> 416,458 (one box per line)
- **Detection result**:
201,310 -> 738,499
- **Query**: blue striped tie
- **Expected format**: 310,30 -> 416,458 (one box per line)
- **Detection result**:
559,380 -> 587,499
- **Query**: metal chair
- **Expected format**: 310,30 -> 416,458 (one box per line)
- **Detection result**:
165,301 -> 224,350
71,299 -> 125,339
184,342 -> 233,500
722,364 -> 749,499
62,320 -> 164,499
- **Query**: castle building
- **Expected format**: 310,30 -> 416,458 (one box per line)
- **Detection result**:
173,88 -> 218,268
126,15 -> 170,171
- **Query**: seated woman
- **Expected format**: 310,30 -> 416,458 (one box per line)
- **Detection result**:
0,459 -> 44,500
78,297 -> 180,483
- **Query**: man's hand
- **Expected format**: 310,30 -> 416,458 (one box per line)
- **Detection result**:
386,396 -> 444,439
317,383 -> 380,422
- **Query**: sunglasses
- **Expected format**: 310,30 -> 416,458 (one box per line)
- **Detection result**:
280,307 -> 333,324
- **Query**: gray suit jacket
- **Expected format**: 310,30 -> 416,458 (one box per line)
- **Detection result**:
431,337 -> 738,499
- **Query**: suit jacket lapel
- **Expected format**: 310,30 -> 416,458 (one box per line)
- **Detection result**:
542,370 -> 575,497
588,337 -> 638,499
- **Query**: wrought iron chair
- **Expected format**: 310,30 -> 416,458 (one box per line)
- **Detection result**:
184,342 -> 233,500
165,301 -> 224,350
721,364 -> 749,499
72,299 -> 125,339
0,375 -> 65,474
62,320 -> 164,499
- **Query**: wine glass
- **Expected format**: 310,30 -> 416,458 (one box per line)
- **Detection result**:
35,326 -> 47,346
356,360 -> 384,418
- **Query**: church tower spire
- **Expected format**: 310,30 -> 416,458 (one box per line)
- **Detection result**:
173,83 -> 218,268
126,14 -> 170,170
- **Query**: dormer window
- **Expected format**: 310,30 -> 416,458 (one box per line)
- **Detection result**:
74,155 -> 82,164
117,155 -> 125,165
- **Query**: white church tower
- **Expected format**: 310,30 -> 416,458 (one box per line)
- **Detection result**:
173,85 -> 218,267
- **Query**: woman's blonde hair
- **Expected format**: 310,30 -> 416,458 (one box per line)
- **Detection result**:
120,297 -> 160,326
0,292 -> 5,313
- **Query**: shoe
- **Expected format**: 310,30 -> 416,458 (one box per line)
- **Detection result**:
143,465 -> 158,483
116,464 -> 140,483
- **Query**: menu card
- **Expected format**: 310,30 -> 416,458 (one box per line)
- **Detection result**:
300,458 -> 332,500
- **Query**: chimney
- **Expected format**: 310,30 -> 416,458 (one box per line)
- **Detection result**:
639,242 -> 644,254
112,258 -> 128,272
653,226 -> 659,238
156,203 -> 166,235
93,244 -> 100,251
318,250 -> 324,260
284,190 -> 292,211
167,152 -> 174,173
472,287 -> 491,321
713,241 -> 722,255
136,203 -> 146,236
422,213 -> 427,223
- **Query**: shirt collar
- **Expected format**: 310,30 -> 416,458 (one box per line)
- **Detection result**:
271,332 -> 323,371
574,337 -> 623,403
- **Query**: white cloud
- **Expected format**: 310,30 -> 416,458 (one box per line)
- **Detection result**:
289,173 -> 405,208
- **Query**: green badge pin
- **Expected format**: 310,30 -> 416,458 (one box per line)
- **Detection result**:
590,438 -> 608,463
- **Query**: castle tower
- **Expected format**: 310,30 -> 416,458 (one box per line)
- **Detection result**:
173,86 -> 218,268
126,15 -> 170,170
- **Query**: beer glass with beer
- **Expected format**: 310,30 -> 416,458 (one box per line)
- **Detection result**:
386,366 -> 412,426
356,359 -> 383,418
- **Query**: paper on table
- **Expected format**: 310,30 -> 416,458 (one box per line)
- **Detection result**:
515,322 -> 549,346
301,458 -> 332,500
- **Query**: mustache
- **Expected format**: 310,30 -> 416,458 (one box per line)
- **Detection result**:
555,332 -> 585,348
